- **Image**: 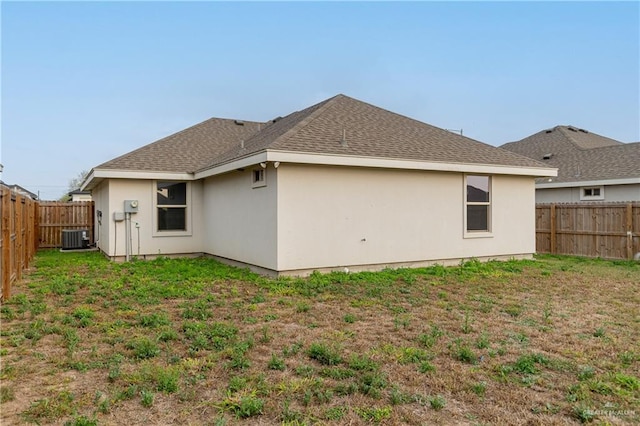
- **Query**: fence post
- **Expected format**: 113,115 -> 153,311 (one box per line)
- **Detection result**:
550,204 -> 557,254
626,203 -> 633,260
2,188 -> 11,300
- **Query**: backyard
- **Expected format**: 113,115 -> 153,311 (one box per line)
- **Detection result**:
0,251 -> 638,425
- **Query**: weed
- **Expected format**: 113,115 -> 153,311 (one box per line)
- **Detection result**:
450,339 -> 477,364
228,376 -> 248,393
418,361 -> 436,374
126,337 -> 160,359
268,354 -> 286,371
64,415 -> 98,426
308,342 -> 342,366
296,302 -> 310,313
283,341 -> 303,357
475,332 -> 490,349
471,381 -> 487,397
359,372 -> 388,398
593,327 -> 606,338
280,399 -> 304,423
572,404 -> 594,423
324,406 -> 347,420
343,313 -> 356,323
22,391 -> 75,423
348,354 -> 379,371
461,311 -> 473,334
429,394 -> 446,410
72,306 -> 95,327
141,389 -> 154,407
418,325 -> 444,348
319,367 -> 354,380
399,347 -> 430,364
513,353 -> 549,375
0,386 -> 15,403
613,373 -> 639,391
138,312 -> 171,328
295,365 -> 315,378
356,406 -> 391,422
222,393 -> 264,418
503,304 -> 523,318
157,368 -> 180,393
577,366 -> 595,381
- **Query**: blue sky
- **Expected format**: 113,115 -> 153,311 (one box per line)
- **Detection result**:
1,1 -> 638,200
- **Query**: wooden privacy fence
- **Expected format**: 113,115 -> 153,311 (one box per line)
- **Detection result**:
536,203 -> 640,260
1,185 -> 38,301
38,201 -> 94,248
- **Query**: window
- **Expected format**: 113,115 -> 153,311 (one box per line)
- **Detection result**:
252,168 -> 266,188
157,181 -> 187,231
465,175 -> 491,233
580,186 -> 604,201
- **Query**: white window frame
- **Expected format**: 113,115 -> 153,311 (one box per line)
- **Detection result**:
252,168 -> 266,188
464,174 -> 493,238
152,180 -> 192,237
580,186 -> 604,201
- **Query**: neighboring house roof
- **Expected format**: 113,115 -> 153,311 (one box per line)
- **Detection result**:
69,189 -> 92,195
85,94 -> 554,189
501,125 -> 640,185
0,181 -> 38,200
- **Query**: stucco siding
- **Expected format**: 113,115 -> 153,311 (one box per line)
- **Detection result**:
277,164 -> 535,272
96,179 -> 204,258
93,180 -> 110,256
536,184 -> 640,203
202,168 -> 278,270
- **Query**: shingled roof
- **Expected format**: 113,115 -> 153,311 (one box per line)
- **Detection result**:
501,126 -> 640,183
95,94 -> 549,175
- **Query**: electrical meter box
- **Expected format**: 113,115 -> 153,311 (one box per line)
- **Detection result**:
113,212 -> 125,222
124,200 -> 139,213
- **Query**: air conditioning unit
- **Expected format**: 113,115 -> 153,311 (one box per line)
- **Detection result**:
61,229 -> 90,250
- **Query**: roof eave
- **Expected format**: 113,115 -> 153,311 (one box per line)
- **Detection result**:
81,169 -> 195,191
194,150 -> 558,180
536,177 -> 640,189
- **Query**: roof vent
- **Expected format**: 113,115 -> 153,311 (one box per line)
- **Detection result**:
578,128 -> 588,133
340,129 -> 348,147
234,120 -> 244,126
567,126 -> 577,132
542,153 -> 553,160
545,129 -> 553,134
271,116 -> 282,123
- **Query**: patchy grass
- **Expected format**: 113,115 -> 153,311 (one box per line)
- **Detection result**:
1,251 -> 639,424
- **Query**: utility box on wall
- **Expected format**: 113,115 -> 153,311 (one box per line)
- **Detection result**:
124,200 -> 139,213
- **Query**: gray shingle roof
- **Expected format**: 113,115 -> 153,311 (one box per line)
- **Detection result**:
97,118 -> 263,172
500,126 -> 640,183
96,94 -> 549,175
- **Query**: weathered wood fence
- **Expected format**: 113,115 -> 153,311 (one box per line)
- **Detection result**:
536,203 -> 640,260
38,201 -> 94,248
1,185 -> 38,300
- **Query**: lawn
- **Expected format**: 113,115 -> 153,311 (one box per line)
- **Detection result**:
0,251 -> 638,425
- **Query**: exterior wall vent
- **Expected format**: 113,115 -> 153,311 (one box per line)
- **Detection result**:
61,229 -> 90,250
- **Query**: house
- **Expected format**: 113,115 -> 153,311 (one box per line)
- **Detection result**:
501,126 -> 640,203
81,94 -> 556,276
0,181 -> 38,200
68,190 -> 93,202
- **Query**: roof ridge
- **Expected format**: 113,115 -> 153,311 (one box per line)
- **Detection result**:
268,94 -> 344,149
196,95 -> 344,171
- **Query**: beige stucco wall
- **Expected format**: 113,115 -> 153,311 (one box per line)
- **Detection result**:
202,167 -> 278,270
536,184 -> 640,203
93,180 -> 110,255
276,164 -> 536,272
93,179 -> 204,258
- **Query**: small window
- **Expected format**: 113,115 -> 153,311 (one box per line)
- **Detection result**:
580,186 -> 604,201
157,181 -> 187,231
252,168 -> 266,188
465,175 -> 491,233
